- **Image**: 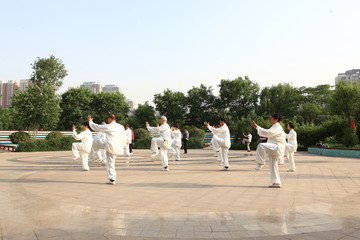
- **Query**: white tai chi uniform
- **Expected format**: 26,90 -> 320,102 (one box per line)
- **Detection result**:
124,128 -> 132,157
285,129 -> 297,171
242,133 -> 252,151
207,124 -> 231,168
171,129 -> 182,161
147,123 -> 172,168
90,131 -> 107,163
255,122 -> 286,185
89,121 -> 125,181
72,129 -> 93,171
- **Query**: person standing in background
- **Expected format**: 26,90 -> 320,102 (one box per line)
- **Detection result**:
182,127 -> 189,154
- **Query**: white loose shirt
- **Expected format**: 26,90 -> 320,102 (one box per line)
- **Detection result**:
125,128 -> 132,144
72,128 -> 93,153
256,122 -> 286,158
286,129 -> 298,152
147,123 -> 171,148
89,120 -> 125,155
207,123 -> 231,148
171,129 -> 182,144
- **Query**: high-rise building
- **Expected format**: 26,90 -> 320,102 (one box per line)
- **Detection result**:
126,99 -> 136,111
1,80 -> 19,107
80,82 -> 102,93
19,79 -> 30,91
335,69 -> 360,84
103,85 -> 120,93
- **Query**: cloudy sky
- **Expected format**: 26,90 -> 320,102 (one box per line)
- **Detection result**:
1,0 -> 359,105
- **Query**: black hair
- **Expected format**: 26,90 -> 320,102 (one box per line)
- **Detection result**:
287,122 -> 295,129
219,118 -> 226,123
270,113 -> 283,122
174,125 -> 179,128
82,121 -> 90,128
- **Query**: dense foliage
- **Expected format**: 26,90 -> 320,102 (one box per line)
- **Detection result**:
2,54 -> 360,149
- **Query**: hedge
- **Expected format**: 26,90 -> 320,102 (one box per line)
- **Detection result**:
10,131 -> 31,144
16,137 -> 77,152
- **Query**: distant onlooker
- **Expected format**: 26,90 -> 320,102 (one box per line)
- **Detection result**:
182,128 -> 189,154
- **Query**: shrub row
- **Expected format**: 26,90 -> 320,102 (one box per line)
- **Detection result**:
16,137 -> 76,152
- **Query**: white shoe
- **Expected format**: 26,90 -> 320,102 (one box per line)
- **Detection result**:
106,180 -> 116,185
150,153 -> 158,158
222,166 -> 229,171
255,164 -> 264,170
160,166 -> 169,171
279,162 -> 285,165
81,169 -> 89,171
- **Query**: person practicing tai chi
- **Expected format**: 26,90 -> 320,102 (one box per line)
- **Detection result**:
204,118 -> 231,171
124,124 -> 132,157
242,131 -> 252,152
285,122 -> 298,172
171,125 -> 182,161
72,122 -> 93,171
146,116 -> 172,171
251,113 -> 286,188
210,125 -> 222,162
89,122 -> 107,165
88,114 -> 125,185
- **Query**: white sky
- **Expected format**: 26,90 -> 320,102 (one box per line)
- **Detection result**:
1,0 -> 359,106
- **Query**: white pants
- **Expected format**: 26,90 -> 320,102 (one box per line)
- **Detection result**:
91,138 -> 107,164
72,143 -> 90,171
171,142 -> 181,160
151,137 -> 170,167
242,139 -> 251,151
124,143 -> 130,157
256,143 -> 281,185
285,144 -> 296,170
106,152 -> 117,181
213,136 -> 229,167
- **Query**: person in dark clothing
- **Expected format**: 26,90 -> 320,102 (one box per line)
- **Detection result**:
182,128 -> 189,154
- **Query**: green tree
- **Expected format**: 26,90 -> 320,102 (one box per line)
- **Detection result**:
30,54 -> 68,89
59,88 -> 93,130
90,92 -> 129,123
185,84 -> 217,127
153,89 -> 186,125
299,103 -> 323,124
0,108 -> 15,130
329,81 -> 360,126
11,84 -> 61,131
133,102 -> 157,127
218,76 -> 260,121
257,83 -> 302,119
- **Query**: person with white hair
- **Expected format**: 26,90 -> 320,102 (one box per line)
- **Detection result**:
145,116 -> 172,171
204,118 -> 231,171
88,114 -> 125,185
251,113 -> 286,188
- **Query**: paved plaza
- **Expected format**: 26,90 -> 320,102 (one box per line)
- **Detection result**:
0,149 -> 360,240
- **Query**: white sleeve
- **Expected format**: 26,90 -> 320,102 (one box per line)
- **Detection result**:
72,130 -> 83,141
147,126 -> 159,134
256,125 -> 282,138
89,120 -> 107,132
